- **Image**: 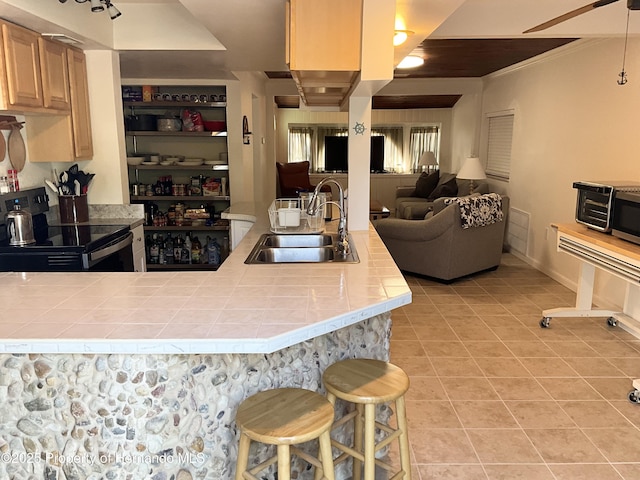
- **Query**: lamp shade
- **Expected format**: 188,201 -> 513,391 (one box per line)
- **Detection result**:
418,151 -> 438,167
457,157 -> 486,180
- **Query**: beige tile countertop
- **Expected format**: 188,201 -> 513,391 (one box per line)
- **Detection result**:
0,204 -> 411,354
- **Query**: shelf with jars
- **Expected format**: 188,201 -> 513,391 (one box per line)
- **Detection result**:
123,84 -> 231,271
145,230 -> 229,271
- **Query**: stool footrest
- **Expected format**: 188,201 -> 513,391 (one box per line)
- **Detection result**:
332,409 -> 358,429
246,454 -> 278,479
244,446 -> 329,480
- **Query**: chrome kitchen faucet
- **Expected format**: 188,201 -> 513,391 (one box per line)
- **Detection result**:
306,177 -> 349,256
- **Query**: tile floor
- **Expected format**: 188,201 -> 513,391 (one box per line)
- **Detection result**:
389,254 -> 640,480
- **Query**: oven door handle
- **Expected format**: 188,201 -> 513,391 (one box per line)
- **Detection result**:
88,232 -> 133,263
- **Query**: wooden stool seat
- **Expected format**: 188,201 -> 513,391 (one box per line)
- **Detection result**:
321,359 -> 411,480
235,388 -> 335,480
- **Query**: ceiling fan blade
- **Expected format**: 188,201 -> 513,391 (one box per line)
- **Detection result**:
523,0 -> 620,33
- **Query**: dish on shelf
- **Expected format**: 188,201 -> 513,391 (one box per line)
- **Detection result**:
179,158 -> 204,166
160,160 -> 175,166
127,156 -> 145,166
141,160 -> 160,165
204,159 -> 226,165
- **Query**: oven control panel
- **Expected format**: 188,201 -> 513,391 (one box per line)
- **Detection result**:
0,187 -> 49,219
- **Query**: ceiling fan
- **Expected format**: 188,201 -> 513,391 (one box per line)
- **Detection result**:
524,0 -> 640,33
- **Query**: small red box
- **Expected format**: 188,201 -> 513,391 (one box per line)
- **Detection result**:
203,121 -> 226,132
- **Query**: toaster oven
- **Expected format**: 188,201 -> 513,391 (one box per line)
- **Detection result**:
573,181 -> 640,232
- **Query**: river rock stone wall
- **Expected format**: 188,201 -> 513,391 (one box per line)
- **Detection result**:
0,313 -> 391,480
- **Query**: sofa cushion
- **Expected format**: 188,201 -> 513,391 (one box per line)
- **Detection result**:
427,176 -> 458,201
414,170 -> 439,198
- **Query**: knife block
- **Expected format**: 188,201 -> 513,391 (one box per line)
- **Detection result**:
59,195 -> 89,223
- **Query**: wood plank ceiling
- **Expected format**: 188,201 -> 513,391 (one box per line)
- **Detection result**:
268,38 -> 578,109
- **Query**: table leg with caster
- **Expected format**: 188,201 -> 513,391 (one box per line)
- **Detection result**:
540,262 -> 618,328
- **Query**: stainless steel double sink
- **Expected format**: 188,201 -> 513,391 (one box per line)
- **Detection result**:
245,233 -> 359,264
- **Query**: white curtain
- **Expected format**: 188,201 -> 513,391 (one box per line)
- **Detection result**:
371,127 -> 403,172
409,126 -> 440,171
288,127 -> 314,164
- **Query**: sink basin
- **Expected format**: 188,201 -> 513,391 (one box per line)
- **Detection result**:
253,246 -> 335,263
245,233 -> 359,264
263,234 -> 334,248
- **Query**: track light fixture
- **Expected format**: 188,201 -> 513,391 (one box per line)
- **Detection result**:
58,0 -> 121,19
90,0 -> 104,12
105,1 -> 121,19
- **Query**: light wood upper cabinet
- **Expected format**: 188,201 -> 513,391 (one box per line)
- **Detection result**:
38,37 -> 70,111
0,21 -> 43,109
26,46 -> 93,162
67,47 -> 93,159
286,0 -> 362,72
286,0 -> 362,106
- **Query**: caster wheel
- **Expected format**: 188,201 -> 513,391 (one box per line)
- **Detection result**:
540,317 -> 551,328
628,389 -> 640,404
607,317 -> 617,327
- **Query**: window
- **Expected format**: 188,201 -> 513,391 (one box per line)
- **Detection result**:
408,126 -> 440,171
288,127 -> 314,164
316,126 -> 348,172
288,125 -> 405,172
485,113 -> 514,180
371,126 -> 403,172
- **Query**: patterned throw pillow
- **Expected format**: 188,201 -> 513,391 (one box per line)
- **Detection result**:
444,193 -> 504,229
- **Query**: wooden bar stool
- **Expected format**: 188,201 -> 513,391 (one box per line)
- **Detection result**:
235,388 -> 336,480
320,359 -> 411,480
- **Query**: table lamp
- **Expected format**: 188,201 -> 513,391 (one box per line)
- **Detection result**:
457,156 -> 486,193
417,151 -> 438,173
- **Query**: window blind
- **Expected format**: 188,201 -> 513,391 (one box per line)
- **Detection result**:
486,114 -> 514,180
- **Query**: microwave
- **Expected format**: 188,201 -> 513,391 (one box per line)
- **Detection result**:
612,191 -> 640,245
573,181 -> 640,232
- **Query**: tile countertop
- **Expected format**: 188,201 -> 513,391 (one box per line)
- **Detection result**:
0,203 -> 411,354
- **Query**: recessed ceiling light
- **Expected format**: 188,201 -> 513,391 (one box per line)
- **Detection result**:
393,30 -> 414,47
397,55 -> 424,69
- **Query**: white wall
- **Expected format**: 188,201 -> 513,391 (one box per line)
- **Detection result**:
83,50 -> 128,204
232,71 -> 269,204
451,92 -> 482,171
480,38 -> 640,310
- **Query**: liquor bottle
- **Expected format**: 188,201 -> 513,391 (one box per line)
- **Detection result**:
158,234 -> 166,265
165,233 -> 174,264
207,237 -> 221,267
149,233 -> 159,264
191,236 -> 202,264
174,234 -> 183,264
221,235 -> 229,261
183,233 -> 192,264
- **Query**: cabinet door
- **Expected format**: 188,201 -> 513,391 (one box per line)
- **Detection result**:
287,0 -> 362,71
38,38 -> 70,111
1,22 -> 43,108
67,47 -> 93,159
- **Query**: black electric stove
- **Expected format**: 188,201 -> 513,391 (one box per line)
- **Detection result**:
0,188 -> 133,272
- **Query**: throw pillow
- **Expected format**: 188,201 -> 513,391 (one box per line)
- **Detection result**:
427,177 -> 458,201
414,170 -> 439,198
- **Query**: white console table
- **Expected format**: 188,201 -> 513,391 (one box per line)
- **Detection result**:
545,223 -> 640,403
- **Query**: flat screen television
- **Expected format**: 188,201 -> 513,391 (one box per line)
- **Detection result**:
323,136 -> 385,173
